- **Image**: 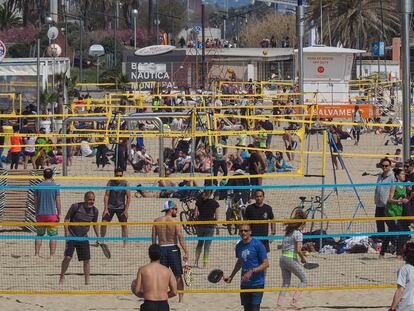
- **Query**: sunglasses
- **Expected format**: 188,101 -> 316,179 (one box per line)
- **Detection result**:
382,165 -> 390,168
239,229 -> 251,233
115,175 -> 123,177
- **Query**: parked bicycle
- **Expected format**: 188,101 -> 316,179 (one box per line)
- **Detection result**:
179,196 -> 197,235
290,195 -> 330,232
225,194 -> 247,235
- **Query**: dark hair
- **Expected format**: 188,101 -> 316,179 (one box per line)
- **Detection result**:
393,167 -> 405,179
43,168 -> 53,179
114,168 -> 124,175
239,223 -> 251,231
148,244 -> 161,261
379,157 -> 391,166
254,189 -> 265,196
285,209 -> 306,236
403,242 -> 414,266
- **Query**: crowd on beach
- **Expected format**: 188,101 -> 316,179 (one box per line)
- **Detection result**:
0,80 -> 412,310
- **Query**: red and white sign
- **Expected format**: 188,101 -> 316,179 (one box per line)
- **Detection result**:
317,66 -> 325,73
304,104 -> 380,119
0,40 -> 6,61
135,45 -> 175,56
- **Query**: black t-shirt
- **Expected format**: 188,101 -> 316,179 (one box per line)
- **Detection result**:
196,198 -> 219,228
248,152 -> 260,174
107,180 -> 128,210
262,120 -> 273,131
244,203 -> 274,237
66,202 -> 98,237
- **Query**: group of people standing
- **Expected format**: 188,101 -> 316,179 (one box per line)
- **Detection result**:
135,189 -> 310,311
374,157 -> 414,257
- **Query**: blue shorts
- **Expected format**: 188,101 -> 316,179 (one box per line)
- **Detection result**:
160,245 -> 183,276
240,285 -> 264,306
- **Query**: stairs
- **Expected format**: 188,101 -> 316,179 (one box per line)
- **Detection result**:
0,169 -> 45,232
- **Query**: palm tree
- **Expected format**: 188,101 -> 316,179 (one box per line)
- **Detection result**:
306,0 -> 399,50
0,0 -> 21,30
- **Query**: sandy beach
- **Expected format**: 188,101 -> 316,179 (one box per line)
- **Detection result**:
0,129 -> 404,310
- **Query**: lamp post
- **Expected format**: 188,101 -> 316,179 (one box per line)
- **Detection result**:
132,9 -> 139,50
201,1 -> 206,89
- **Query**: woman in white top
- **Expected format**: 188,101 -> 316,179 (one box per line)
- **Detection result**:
23,130 -> 37,170
390,242 -> 414,310
352,106 -> 362,146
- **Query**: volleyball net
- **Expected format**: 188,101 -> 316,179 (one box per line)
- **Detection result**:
0,182 -> 408,294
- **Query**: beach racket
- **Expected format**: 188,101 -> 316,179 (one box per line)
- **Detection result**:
207,269 -> 224,283
304,262 -> 319,270
184,263 -> 193,287
99,243 -> 111,259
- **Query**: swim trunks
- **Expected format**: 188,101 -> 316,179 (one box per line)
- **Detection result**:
160,245 -> 183,276
140,300 -> 169,311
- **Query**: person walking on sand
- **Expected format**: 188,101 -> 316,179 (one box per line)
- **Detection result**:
389,242 -> 414,311
34,168 -> 61,258
194,188 -> 219,268
277,210 -> 308,309
101,169 -> 131,247
59,191 -> 99,285
224,224 -> 269,311
152,200 -> 189,303
132,244 -> 177,311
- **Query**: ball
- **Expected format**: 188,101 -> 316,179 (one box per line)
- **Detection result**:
262,49 -> 268,56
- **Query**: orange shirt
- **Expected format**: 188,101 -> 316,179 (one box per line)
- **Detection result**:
10,136 -> 22,153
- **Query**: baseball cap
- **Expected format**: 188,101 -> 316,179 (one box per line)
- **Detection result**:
161,200 -> 177,212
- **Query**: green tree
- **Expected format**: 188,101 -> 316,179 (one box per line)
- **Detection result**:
0,0 -> 21,30
306,0 -> 400,49
239,12 -> 296,48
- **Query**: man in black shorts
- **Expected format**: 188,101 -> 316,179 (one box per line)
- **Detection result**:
59,191 -> 99,285
101,169 -> 131,247
152,200 -> 189,303
133,244 -> 177,311
244,190 -> 276,253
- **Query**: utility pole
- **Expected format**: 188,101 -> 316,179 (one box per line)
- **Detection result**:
201,1 -> 206,88
401,0 -> 412,161
36,38 -> 40,130
80,19 -> 83,82
297,0 -> 305,109
319,0 -> 323,44
149,0 -> 153,44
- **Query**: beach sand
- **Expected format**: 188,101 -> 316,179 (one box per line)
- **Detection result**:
0,130 -> 404,310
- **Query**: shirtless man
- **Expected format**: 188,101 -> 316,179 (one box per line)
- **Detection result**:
133,244 -> 177,311
152,200 -> 189,303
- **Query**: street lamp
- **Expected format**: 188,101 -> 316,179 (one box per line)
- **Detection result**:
132,9 -> 139,50
46,16 -> 53,26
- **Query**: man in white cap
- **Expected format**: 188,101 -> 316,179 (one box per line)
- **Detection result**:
152,200 -> 189,303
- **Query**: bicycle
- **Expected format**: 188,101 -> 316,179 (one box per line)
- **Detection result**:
290,195 -> 330,232
225,195 -> 247,235
179,196 -> 197,235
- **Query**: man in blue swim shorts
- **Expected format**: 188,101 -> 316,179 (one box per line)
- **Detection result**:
152,200 -> 189,303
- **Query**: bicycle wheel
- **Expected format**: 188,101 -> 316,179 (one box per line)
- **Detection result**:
306,208 -> 329,232
180,211 -> 196,235
226,209 -> 240,235
290,206 -> 304,219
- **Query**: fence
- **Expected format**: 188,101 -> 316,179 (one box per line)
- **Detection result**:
0,182 -> 410,294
